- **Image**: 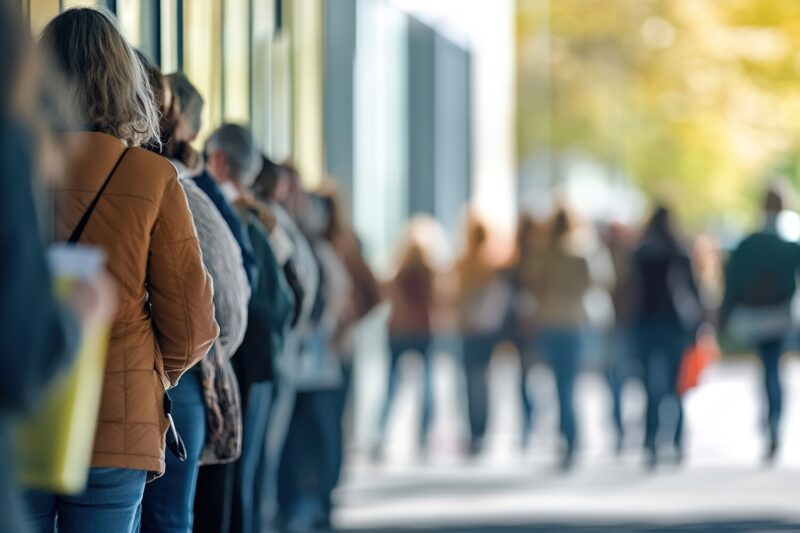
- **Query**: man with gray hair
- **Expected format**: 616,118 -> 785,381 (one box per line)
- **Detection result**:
204,123 -> 297,533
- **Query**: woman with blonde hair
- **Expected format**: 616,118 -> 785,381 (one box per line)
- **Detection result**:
376,233 -> 437,456
26,9 -> 218,532
455,215 -> 510,455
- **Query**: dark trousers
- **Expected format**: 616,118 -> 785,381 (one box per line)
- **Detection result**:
638,321 -> 687,454
193,463 -> 234,533
141,369 -> 207,532
539,329 -> 582,454
462,334 -> 497,448
519,342 -> 537,444
378,336 -> 433,445
278,366 -> 352,528
606,327 -> 637,444
230,382 -> 273,533
757,339 -> 784,445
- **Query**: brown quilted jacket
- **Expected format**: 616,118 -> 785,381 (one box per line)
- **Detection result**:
55,132 -> 219,474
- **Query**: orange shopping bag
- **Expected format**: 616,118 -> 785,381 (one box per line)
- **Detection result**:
678,326 -> 720,396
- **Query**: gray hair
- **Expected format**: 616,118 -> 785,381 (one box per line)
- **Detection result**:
166,72 -> 204,136
40,8 -> 160,147
205,123 -> 261,185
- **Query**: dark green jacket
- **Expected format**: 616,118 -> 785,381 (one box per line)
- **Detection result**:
232,207 -> 295,392
721,227 -> 800,327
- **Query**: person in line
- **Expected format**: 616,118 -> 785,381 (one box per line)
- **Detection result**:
533,209 -> 597,469
26,9 -> 219,532
454,216 -> 510,456
138,56 -> 251,533
632,206 -> 702,468
314,185 -> 381,526
376,235 -> 437,458
720,189 -> 800,463
252,160 -> 322,530
280,185 -> 382,530
0,4 -> 115,530
205,124 -> 296,533
166,72 -> 258,289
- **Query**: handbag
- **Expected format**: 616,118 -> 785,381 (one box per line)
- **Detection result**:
198,342 -> 243,465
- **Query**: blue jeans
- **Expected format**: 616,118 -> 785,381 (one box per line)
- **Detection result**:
140,368 -> 207,532
462,334 -> 497,448
758,339 -> 784,445
378,336 -> 433,445
637,320 -> 687,453
231,381 -> 273,533
539,329 -> 582,455
25,468 -> 146,532
606,326 -> 638,443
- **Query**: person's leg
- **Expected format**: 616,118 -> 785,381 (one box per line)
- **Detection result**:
140,370 -> 207,532
543,331 -> 580,466
418,338 -> 434,447
520,354 -> 533,449
758,339 -> 784,458
666,331 -> 687,457
261,382 -> 295,529
638,325 -> 660,462
232,381 -> 272,533
279,392 -> 323,529
606,329 -> 626,450
55,468 -> 146,532
22,490 -> 57,533
463,336 -> 491,452
377,339 -> 405,445
193,463 -> 235,533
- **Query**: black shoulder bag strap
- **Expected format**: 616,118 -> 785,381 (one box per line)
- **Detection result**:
67,148 -> 129,244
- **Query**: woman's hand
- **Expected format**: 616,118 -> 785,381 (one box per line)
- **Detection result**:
70,270 -> 117,329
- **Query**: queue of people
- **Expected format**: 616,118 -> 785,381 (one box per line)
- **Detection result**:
2,5 -> 380,533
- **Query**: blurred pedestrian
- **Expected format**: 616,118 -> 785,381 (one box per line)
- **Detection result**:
720,189 -> 800,463
455,216 -> 510,455
632,206 -> 702,468
533,209 -> 596,469
251,158 -> 321,530
376,235 -> 437,457
603,222 -> 640,453
508,213 -> 541,450
27,8 -> 218,532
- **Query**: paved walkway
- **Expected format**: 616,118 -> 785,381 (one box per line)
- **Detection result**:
334,354 -> 800,531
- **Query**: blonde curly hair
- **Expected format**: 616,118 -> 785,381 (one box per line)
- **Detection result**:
39,8 -> 159,147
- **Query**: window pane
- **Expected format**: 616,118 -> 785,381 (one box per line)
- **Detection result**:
62,0 -> 101,7
116,0 -> 142,48
184,0 -> 222,143
223,0 -> 250,123
160,0 -> 179,72
29,0 -> 59,34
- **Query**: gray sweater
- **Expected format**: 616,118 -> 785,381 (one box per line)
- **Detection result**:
181,178 -> 250,359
